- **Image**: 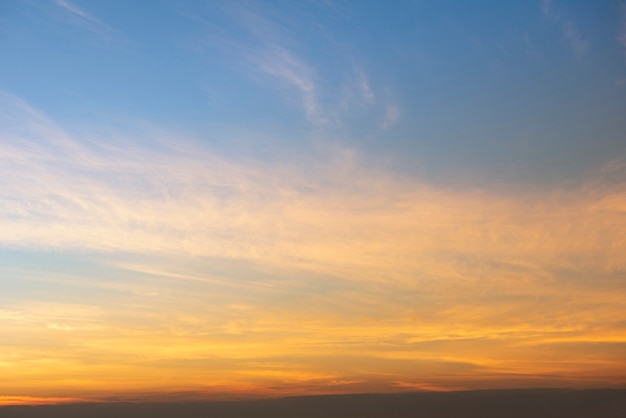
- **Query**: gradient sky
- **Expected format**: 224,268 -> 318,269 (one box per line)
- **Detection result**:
1,0 -> 626,405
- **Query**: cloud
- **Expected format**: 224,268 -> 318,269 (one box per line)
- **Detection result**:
561,19 -> 590,60
617,4 -> 626,48
618,3 -> 626,75
251,44 -> 325,125
382,103 -> 400,128
338,66 -> 377,115
354,69 -> 375,105
336,66 -> 403,130
1,93 -> 625,280
1,95 -> 625,397
56,0 -> 96,22
0,396 -> 86,406
345,68 -> 376,105
195,4 -> 394,128
54,0 -> 117,39
542,1 -> 590,60
206,5 -> 328,126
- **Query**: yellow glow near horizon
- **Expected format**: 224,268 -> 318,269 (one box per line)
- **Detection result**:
1,97 -> 625,404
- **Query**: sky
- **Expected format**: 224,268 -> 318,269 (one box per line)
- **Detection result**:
1,0 -> 626,406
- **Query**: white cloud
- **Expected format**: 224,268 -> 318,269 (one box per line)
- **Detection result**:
1,95 -> 625,287
209,6 -> 329,126
56,0 -> 95,22
54,0 -> 117,38
2,96 -> 626,397
201,6 -> 390,127
618,4 -> 626,60
382,103 -> 400,128
338,67 -> 377,115
355,69 -> 375,104
542,1 -> 590,60
251,45 -> 325,125
561,19 -> 590,60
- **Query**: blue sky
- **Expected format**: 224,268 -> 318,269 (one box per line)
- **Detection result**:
1,0 -> 626,403
3,0 -> 625,185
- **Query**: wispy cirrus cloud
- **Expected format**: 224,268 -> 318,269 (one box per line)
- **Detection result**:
619,4 -> 626,50
541,0 -> 552,16
562,19 -> 590,60
2,93 -> 625,284
211,5 -> 329,126
194,4 -> 398,128
355,69 -> 375,104
54,0 -> 117,39
56,0 -> 98,23
337,66 -> 401,129
382,103 -> 400,129
617,3 -> 626,85
251,44 -> 325,125
2,95 -> 625,398
541,0 -> 590,60
340,68 -> 375,107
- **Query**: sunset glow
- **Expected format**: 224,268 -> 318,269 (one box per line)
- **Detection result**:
1,0 -> 625,405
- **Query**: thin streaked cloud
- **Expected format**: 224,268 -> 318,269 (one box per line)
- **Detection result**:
381,103 -> 400,129
618,3 -> 626,85
55,0 -> 97,23
354,68 -> 375,105
541,0 -> 552,16
54,0 -> 118,39
2,1 -> 626,403
215,5 -> 329,125
252,44 -> 324,125
617,4 -> 626,54
2,95 -> 625,284
338,66 -> 377,115
194,4 -> 393,127
561,19 -> 590,60
542,0 -> 590,60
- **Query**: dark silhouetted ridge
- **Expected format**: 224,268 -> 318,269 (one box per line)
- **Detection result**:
1,389 -> 625,418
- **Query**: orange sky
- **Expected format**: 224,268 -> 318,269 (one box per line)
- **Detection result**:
2,0 -> 626,405
1,133 -> 625,403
